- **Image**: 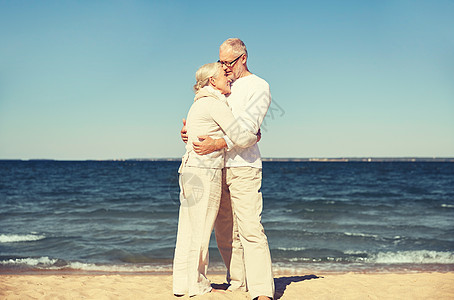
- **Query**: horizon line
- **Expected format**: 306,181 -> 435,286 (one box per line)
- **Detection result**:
1,157 -> 454,162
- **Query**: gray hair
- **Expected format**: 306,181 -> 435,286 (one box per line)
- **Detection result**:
220,38 -> 248,57
193,62 -> 221,93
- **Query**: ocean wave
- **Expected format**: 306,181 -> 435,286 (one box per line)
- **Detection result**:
0,233 -> 46,243
0,256 -> 58,267
63,262 -> 173,273
280,250 -> 454,265
344,232 -> 379,238
58,261 -> 231,273
2,251 -> 453,275
277,247 -> 307,251
368,250 -> 454,264
0,256 -> 174,273
441,204 -> 454,208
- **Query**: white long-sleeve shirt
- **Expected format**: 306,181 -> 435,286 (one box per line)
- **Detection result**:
183,86 -> 257,169
223,74 -> 271,168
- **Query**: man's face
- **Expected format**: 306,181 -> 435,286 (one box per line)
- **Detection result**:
219,46 -> 242,81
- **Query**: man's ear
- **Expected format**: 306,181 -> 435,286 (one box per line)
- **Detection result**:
241,54 -> 247,64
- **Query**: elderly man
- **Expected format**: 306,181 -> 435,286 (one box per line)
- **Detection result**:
181,38 -> 274,300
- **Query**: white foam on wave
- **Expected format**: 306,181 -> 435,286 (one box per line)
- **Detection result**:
368,250 -> 454,264
344,232 -> 379,238
441,204 -> 454,208
281,250 -> 454,266
65,262 -> 173,273
0,257 -> 173,273
0,233 -> 46,243
1,256 -> 58,267
277,247 -> 307,251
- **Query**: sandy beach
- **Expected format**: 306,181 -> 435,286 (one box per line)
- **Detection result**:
1,272 -> 453,300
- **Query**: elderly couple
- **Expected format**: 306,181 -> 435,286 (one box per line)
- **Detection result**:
173,38 -> 274,300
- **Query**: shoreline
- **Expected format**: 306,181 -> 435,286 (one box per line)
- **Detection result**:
1,272 -> 453,299
2,266 -> 454,276
2,260 -> 453,276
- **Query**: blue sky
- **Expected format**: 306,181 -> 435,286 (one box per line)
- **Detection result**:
0,0 -> 453,160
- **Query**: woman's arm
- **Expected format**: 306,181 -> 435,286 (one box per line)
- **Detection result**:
210,101 -> 257,148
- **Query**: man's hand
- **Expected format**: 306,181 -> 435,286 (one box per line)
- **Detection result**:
180,118 -> 188,144
193,135 -> 227,155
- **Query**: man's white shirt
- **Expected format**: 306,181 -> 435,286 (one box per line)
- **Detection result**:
223,74 -> 271,169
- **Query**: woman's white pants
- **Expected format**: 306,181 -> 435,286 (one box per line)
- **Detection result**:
172,166 -> 221,296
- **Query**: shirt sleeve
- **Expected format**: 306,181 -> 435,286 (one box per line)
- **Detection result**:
210,101 -> 257,148
223,135 -> 234,151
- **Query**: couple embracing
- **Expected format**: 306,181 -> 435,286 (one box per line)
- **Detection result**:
173,38 -> 274,300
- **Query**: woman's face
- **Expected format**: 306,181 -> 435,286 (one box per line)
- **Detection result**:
212,67 -> 231,95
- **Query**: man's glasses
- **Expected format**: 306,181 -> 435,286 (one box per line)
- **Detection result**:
218,54 -> 243,68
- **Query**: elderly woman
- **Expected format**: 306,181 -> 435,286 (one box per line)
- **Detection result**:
173,62 -> 257,297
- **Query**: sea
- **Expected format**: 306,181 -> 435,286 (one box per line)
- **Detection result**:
1,160 -> 453,274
